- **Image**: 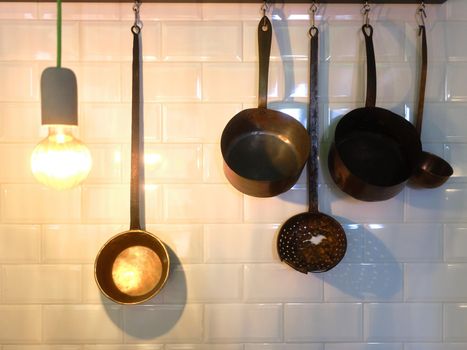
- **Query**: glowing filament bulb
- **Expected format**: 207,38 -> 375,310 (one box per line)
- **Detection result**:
31,125 -> 92,190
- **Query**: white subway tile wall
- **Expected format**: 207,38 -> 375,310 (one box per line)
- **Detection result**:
0,0 -> 466,348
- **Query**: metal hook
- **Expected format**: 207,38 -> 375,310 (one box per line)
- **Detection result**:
309,1 -> 318,37
417,1 -> 427,29
261,1 -> 270,17
362,1 -> 371,27
132,0 -> 142,33
309,1 -> 318,28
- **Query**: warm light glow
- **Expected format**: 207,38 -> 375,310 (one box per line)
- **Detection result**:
31,126 -> 92,190
111,246 -> 162,297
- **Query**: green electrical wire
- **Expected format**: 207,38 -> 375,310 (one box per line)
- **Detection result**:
56,0 -> 62,67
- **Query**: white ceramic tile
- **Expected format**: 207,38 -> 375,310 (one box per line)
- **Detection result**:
406,263 -> 467,301
0,305 -> 41,343
447,0 -> 467,20
203,144 -> 227,184
421,103 -> 467,142
0,21 -> 78,61
167,345 -> 242,350
43,305 -> 122,343
84,346 -> 163,350
404,344 -> 467,350
324,186 -> 405,223
0,102 -> 41,142
124,144 -> 203,183
162,22 -> 241,62
1,184 -> 81,223
203,63 -> 280,103
445,225 -> 467,262
43,224 -> 123,263
146,224 -> 203,264
444,303 -> 467,341
123,304 -> 203,343
39,3 -> 120,21
364,303 -> 442,341
243,20 -> 310,62
205,224 -> 279,263
87,144 -> 122,184
424,63 -> 447,102
82,184 -> 162,224
205,304 -> 282,342
0,63 -> 38,102
0,225 -> 41,263
406,184 -> 467,222
445,22 -> 467,62
82,103 -> 161,143
244,263 -> 323,302
246,345 -> 324,350
82,264 -> 106,304
0,3 -> 37,20
164,184 -> 242,223
364,224 -> 443,262
162,103 -> 240,143
328,63 -> 364,103
2,265 -> 81,303
285,303 -> 362,342
78,63 -> 121,102
374,62 -> 415,103
326,344 -> 402,350
444,143 -> 467,181
80,21 -> 122,61
120,3 -> 203,21
339,224 -> 364,263
122,63 -> 202,103
163,264 -> 243,303
447,63 -> 467,102
327,21 -> 363,62
244,187 -> 307,223
0,144 -> 35,182
324,263 -> 403,302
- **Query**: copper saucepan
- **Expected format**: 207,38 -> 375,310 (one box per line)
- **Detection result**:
220,12 -> 310,198
94,24 -> 170,305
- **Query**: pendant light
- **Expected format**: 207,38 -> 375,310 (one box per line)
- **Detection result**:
30,0 -> 92,190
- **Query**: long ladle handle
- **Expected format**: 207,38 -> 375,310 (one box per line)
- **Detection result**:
130,26 -> 145,231
258,15 -> 272,109
362,25 -> 377,108
415,24 -> 427,136
308,26 -> 319,214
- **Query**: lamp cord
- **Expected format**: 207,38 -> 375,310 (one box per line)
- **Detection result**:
57,0 -> 62,67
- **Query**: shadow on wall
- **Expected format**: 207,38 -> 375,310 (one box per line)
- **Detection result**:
323,216 -> 403,301
102,245 -> 187,340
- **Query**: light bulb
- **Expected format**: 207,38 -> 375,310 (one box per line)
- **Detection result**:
31,125 -> 92,190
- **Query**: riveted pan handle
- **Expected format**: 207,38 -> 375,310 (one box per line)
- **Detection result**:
130,25 -> 145,231
362,25 -> 377,108
258,15 -> 272,109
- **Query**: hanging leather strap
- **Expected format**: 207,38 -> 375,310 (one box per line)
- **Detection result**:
258,15 -> 272,109
362,25 -> 377,108
308,26 -> 319,214
415,24 -> 427,136
130,26 -> 145,231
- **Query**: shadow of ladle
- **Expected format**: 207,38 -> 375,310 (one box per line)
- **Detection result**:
410,24 -> 453,188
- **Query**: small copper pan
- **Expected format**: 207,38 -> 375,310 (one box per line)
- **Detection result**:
94,24 -> 170,305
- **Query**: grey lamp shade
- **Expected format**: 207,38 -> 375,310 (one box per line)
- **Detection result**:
40,67 -> 78,126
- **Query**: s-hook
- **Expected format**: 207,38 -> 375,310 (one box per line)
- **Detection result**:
309,1 -> 318,37
417,1 -> 427,31
261,0 -> 270,31
362,0 -> 371,27
132,0 -> 142,34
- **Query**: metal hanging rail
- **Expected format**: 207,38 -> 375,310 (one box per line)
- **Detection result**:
0,0 -> 448,3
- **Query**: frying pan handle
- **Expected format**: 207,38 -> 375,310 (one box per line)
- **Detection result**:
362,25 -> 377,108
130,26 -> 145,231
258,15 -> 272,109
415,24 -> 427,136
308,26 -> 319,214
